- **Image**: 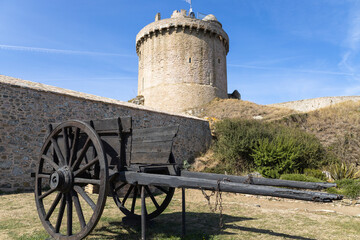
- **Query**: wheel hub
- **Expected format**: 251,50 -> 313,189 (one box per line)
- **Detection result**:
50,166 -> 73,192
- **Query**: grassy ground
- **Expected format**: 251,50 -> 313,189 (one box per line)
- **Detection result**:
1,189 -> 360,240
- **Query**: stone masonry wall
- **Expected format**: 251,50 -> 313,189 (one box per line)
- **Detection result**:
269,96 -> 360,112
0,75 -> 212,192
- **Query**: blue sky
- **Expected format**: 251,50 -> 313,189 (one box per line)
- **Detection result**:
1,0 -> 359,104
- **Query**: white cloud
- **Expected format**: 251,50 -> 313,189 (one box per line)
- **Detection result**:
346,3 -> 360,51
0,44 -> 136,58
339,1 -> 360,78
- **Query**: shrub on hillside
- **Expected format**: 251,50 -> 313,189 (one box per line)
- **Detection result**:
329,162 -> 360,180
251,126 -> 325,178
212,119 -> 276,174
280,173 -> 325,182
303,168 -> 327,181
326,179 -> 360,199
211,119 -> 327,176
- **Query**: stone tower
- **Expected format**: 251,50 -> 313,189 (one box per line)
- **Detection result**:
136,9 -> 229,113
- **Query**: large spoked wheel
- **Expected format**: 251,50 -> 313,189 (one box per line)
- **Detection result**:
111,152 -> 176,220
111,181 -> 175,220
35,120 -> 108,239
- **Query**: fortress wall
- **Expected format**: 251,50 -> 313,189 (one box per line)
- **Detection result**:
269,96 -> 360,112
0,75 -> 212,192
141,83 -> 225,113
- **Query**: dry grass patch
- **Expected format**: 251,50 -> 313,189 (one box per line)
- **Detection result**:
1,189 -> 360,240
190,98 -> 296,121
282,101 -> 360,146
280,101 -> 360,167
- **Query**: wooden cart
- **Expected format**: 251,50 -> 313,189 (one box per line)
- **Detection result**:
34,117 -> 342,239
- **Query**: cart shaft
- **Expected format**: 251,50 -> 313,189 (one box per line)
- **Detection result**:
180,171 -> 336,190
116,171 -> 342,202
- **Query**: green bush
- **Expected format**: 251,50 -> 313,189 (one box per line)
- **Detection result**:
304,168 -> 327,181
212,119 -> 275,174
326,179 -> 360,199
251,127 -> 325,178
280,174 -> 325,182
211,119 -> 327,177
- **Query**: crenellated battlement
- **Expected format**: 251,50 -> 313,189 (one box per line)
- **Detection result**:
136,12 -> 229,55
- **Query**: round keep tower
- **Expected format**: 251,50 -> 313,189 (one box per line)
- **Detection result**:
136,9 -> 229,113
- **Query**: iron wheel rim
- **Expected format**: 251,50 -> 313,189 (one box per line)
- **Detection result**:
35,120 -> 108,239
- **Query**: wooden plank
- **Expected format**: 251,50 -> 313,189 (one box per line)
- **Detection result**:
117,172 -> 343,202
101,136 -> 120,166
180,171 -> 337,190
89,116 -> 131,133
129,125 -> 177,165
91,118 -> 119,132
132,134 -> 178,143
132,134 -> 177,143
130,152 -> 171,164
131,141 -> 173,153
132,125 -> 179,141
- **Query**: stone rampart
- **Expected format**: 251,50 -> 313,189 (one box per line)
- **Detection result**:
0,75 -> 212,192
269,96 -> 360,112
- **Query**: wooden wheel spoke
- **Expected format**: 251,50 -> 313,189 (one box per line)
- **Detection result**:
72,137 -> 91,170
51,138 -> 65,166
45,192 -> 62,220
69,127 -> 80,167
55,194 -> 66,233
114,183 -> 127,192
73,157 -> 99,177
72,190 -> 86,229
36,121 -> 108,239
42,154 -> 59,170
74,185 -> 96,210
131,185 -> 138,213
145,186 -> 160,209
74,178 -> 101,185
66,193 -> 73,236
39,188 -> 57,200
122,185 -> 134,206
154,186 -> 169,194
62,128 -> 70,165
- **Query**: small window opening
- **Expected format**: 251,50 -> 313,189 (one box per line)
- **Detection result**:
189,58 -> 191,63
218,58 -> 221,64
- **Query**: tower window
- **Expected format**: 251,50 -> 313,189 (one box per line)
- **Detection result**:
218,58 -> 221,64
189,58 -> 191,63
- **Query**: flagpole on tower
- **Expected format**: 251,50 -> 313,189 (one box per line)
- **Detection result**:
184,0 -> 193,14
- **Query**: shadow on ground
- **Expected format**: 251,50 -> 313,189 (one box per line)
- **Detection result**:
91,212 -> 315,240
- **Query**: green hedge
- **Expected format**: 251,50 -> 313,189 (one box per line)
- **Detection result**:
212,119 -> 273,174
211,119 -> 327,177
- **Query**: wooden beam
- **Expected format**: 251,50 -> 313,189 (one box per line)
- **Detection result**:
180,171 -> 337,190
116,171 -> 342,202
